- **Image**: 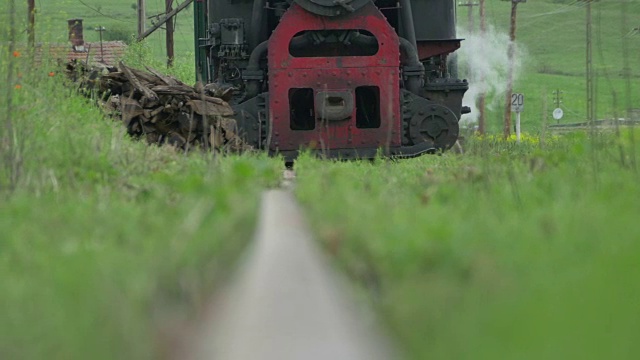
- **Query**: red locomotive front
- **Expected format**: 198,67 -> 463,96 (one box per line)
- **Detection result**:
194,0 -> 469,160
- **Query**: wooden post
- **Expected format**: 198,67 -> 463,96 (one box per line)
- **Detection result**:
503,0 -> 521,138
478,0 -> 486,134
96,26 -> 106,63
459,2 -> 479,34
27,0 -> 35,47
137,0 -> 193,42
137,0 -> 146,38
166,0 -> 175,68
5,0 -> 17,169
585,0 -> 595,123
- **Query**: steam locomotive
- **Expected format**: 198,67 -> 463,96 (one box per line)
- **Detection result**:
194,0 -> 469,160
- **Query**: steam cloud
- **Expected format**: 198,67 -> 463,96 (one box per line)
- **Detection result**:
455,26 -> 526,126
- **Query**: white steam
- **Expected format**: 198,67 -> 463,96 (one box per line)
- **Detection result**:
455,26 -> 526,126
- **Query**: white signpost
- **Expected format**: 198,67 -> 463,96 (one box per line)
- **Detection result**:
511,93 -> 524,143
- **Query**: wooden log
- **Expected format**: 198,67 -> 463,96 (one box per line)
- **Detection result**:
119,61 -> 159,104
187,99 -> 234,117
143,107 -> 165,119
120,97 -> 145,125
145,66 -> 181,86
202,95 -> 228,106
151,84 -> 195,95
129,66 -> 162,85
67,60 -> 251,153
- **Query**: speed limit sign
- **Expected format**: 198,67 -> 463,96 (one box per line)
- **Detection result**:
511,93 -> 524,113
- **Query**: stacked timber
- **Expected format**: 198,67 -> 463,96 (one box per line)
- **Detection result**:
65,60 -> 248,152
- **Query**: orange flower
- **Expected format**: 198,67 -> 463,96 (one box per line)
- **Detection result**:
12,51 -> 20,58
14,84 -> 22,89
48,71 -> 55,77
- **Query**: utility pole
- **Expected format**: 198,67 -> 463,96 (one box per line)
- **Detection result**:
620,1 -> 636,170
137,0 -> 193,42
621,1 -> 632,121
137,0 -> 146,38
552,88 -> 563,124
553,89 -> 563,109
166,0 -> 175,68
458,1 -> 479,34
95,26 -> 106,63
584,0 -> 595,123
478,0 -> 486,134
503,0 -> 525,138
27,0 -> 35,47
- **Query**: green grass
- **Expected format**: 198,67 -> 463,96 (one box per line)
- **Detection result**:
0,0 -> 195,70
459,0 -> 640,129
2,1 -> 640,359
295,133 -> 640,359
0,44 -> 281,359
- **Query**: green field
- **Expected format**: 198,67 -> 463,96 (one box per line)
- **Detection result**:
2,0 -> 640,359
459,0 -> 640,131
2,0 -> 196,74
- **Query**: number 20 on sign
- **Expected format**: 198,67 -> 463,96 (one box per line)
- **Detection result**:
511,93 -> 524,113
510,93 -> 524,143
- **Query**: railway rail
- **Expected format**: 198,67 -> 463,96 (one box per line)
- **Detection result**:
187,169 -> 395,360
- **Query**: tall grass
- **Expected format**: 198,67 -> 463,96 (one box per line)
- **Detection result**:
0,5 -> 281,359
1,0 -> 21,193
295,133 -> 640,359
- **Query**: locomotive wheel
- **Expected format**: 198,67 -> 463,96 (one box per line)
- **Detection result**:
404,92 -> 459,151
409,104 -> 459,150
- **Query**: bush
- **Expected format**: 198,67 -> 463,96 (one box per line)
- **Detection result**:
102,28 -> 136,44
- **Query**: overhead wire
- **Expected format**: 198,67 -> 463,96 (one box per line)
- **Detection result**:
521,0 -> 583,19
518,1 -> 585,35
76,0 -> 134,24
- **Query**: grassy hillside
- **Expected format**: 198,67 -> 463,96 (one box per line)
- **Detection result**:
458,0 -> 640,130
2,0 -> 637,131
0,0 -> 195,67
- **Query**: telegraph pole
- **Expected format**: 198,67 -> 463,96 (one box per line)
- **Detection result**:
478,0 -> 486,134
552,89 -> 563,124
27,0 -> 35,47
553,89 -> 563,109
137,0 -> 146,38
503,0 -> 525,138
166,0 -> 175,68
459,1 -> 479,34
584,0 -> 595,123
621,1 -> 632,120
95,26 -> 106,63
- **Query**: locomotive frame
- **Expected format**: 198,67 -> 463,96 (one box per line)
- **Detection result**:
194,0 -> 469,160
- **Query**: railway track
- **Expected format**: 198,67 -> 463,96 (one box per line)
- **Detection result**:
187,169 -> 395,360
